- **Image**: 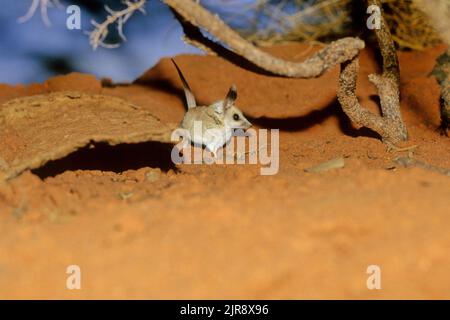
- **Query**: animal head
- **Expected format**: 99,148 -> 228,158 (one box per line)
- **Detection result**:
212,85 -> 252,129
171,59 -> 252,129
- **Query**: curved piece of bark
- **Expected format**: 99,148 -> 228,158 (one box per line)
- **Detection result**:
164,0 -> 365,78
0,91 -> 175,180
338,0 -> 407,144
338,57 -> 405,144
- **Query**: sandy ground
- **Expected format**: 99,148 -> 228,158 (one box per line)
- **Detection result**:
0,43 -> 449,299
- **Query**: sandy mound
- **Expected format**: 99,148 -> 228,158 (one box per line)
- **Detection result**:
0,91 -> 174,180
0,42 -> 449,299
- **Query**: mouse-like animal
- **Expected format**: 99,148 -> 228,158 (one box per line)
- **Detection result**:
172,59 -> 252,157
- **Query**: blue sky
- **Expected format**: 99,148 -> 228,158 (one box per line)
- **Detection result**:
0,0 -> 203,84
0,0 -> 322,85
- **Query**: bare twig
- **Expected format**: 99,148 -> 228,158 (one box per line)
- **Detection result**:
337,0 -> 407,145
88,0 -> 147,50
18,0 -> 63,26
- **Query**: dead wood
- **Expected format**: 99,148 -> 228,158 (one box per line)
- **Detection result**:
337,0 -> 407,145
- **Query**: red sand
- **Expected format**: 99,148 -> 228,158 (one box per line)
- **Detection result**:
0,43 -> 449,299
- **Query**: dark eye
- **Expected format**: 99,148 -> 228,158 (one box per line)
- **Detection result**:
233,114 -> 240,121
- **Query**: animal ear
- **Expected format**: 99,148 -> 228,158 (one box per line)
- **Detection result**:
171,58 -> 196,109
223,85 -> 237,110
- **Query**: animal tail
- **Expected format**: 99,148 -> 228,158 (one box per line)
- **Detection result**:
171,58 -> 197,109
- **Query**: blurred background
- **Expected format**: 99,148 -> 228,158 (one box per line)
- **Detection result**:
0,0 -> 442,84
0,0 -> 203,84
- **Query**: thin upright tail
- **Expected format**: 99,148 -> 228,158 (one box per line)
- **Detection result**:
171,58 -> 196,109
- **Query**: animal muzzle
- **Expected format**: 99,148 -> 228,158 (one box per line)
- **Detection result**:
242,119 -> 252,129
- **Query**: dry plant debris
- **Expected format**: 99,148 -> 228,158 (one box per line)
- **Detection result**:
382,0 -> 443,50
431,52 -> 450,134
416,0 -> 450,135
222,0 -> 443,50
0,91 -> 174,180
88,0 -> 147,50
304,157 -> 345,173
165,0 -> 407,145
228,0 -> 354,45
413,0 -> 450,48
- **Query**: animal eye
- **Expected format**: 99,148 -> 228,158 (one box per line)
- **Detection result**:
233,114 -> 240,121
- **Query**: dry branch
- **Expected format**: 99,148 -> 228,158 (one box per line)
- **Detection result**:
164,0 -> 364,78
413,0 -> 450,47
337,0 -> 407,144
165,0 -> 407,145
18,0 -> 63,26
88,0 -> 147,50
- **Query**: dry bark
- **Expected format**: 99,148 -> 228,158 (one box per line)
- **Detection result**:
0,92 -> 175,180
337,0 -> 407,145
413,0 -> 450,47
